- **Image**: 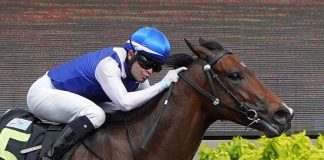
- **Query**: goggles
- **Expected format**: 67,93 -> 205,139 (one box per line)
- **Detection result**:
136,53 -> 162,72
129,38 -> 163,72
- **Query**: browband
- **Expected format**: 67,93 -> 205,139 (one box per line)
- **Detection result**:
206,48 -> 233,66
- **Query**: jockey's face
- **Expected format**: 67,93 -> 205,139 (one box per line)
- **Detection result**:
127,50 -> 153,82
131,61 -> 153,82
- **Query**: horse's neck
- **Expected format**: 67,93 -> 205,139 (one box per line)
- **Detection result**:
136,81 -> 214,159
80,76 -> 214,160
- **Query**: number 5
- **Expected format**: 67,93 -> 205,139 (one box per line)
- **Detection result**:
0,128 -> 31,160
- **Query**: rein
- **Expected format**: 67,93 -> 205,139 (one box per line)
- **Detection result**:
140,83 -> 175,151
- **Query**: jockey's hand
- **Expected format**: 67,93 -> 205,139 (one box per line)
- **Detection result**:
159,67 -> 187,90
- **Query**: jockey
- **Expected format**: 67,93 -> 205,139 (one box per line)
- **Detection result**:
26,26 -> 187,160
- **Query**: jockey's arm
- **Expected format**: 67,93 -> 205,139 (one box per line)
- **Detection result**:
95,57 -> 163,111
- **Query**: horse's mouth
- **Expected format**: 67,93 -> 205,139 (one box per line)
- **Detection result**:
257,119 -> 281,137
248,112 -> 292,138
249,116 -> 290,138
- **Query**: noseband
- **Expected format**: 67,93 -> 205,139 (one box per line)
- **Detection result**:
178,48 -> 260,125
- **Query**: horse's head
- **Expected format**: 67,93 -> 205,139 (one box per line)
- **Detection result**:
182,38 -> 294,137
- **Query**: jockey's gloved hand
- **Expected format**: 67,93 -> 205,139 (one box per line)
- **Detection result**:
159,67 -> 187,90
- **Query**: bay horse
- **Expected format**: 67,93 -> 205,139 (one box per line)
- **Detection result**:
68,38 -> 294,160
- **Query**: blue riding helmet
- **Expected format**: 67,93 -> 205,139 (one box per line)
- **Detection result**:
125,27 -> 171,64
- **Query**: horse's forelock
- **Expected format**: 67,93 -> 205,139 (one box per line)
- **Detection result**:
200,40 -> 224,51
166,53 -> 195,69
165,40 -> 224,69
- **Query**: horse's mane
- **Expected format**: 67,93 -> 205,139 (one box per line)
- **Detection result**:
106,94 -> 163,123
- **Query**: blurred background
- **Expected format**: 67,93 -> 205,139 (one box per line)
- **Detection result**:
0,0 -> 323,138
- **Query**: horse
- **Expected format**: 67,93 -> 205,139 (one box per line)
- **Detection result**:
67,38 -> 294,160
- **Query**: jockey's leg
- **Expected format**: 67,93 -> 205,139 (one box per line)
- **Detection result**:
27,73 -> 106,159
43,116 -> 94,160
27,73 -> 106,128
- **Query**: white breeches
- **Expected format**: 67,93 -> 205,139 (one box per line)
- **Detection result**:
26,73 -> 106,129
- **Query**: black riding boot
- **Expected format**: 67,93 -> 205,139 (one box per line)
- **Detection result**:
43,116 -> 94,160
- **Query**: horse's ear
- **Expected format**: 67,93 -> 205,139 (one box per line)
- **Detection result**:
184,38 -> 213,60
184,38 -> 194,52
198,37 -> 207,45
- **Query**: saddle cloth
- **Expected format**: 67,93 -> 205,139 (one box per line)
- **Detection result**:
0,108 -> 64,160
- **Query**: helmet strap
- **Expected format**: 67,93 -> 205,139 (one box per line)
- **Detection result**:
125,50 -> 137,82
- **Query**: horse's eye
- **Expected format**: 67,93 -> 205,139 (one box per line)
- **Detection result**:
228,72 -> 242,81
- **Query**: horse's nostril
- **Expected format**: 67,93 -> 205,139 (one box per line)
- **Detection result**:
291,112 -> 295,119
273,109 -> 290,125
276,109 -> 287,117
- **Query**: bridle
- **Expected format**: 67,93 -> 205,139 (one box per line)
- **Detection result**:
138,48 -> 262,156
178,48 -> 261,126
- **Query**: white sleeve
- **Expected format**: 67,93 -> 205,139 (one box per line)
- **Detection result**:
95,57 -> 163,111
137,80 -> 150,90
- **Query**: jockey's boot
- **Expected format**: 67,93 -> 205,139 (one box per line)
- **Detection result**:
43,116 -> 94,160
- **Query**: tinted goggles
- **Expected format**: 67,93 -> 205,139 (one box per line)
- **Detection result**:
136,53 -> 162,72
129,38 -> 162,72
